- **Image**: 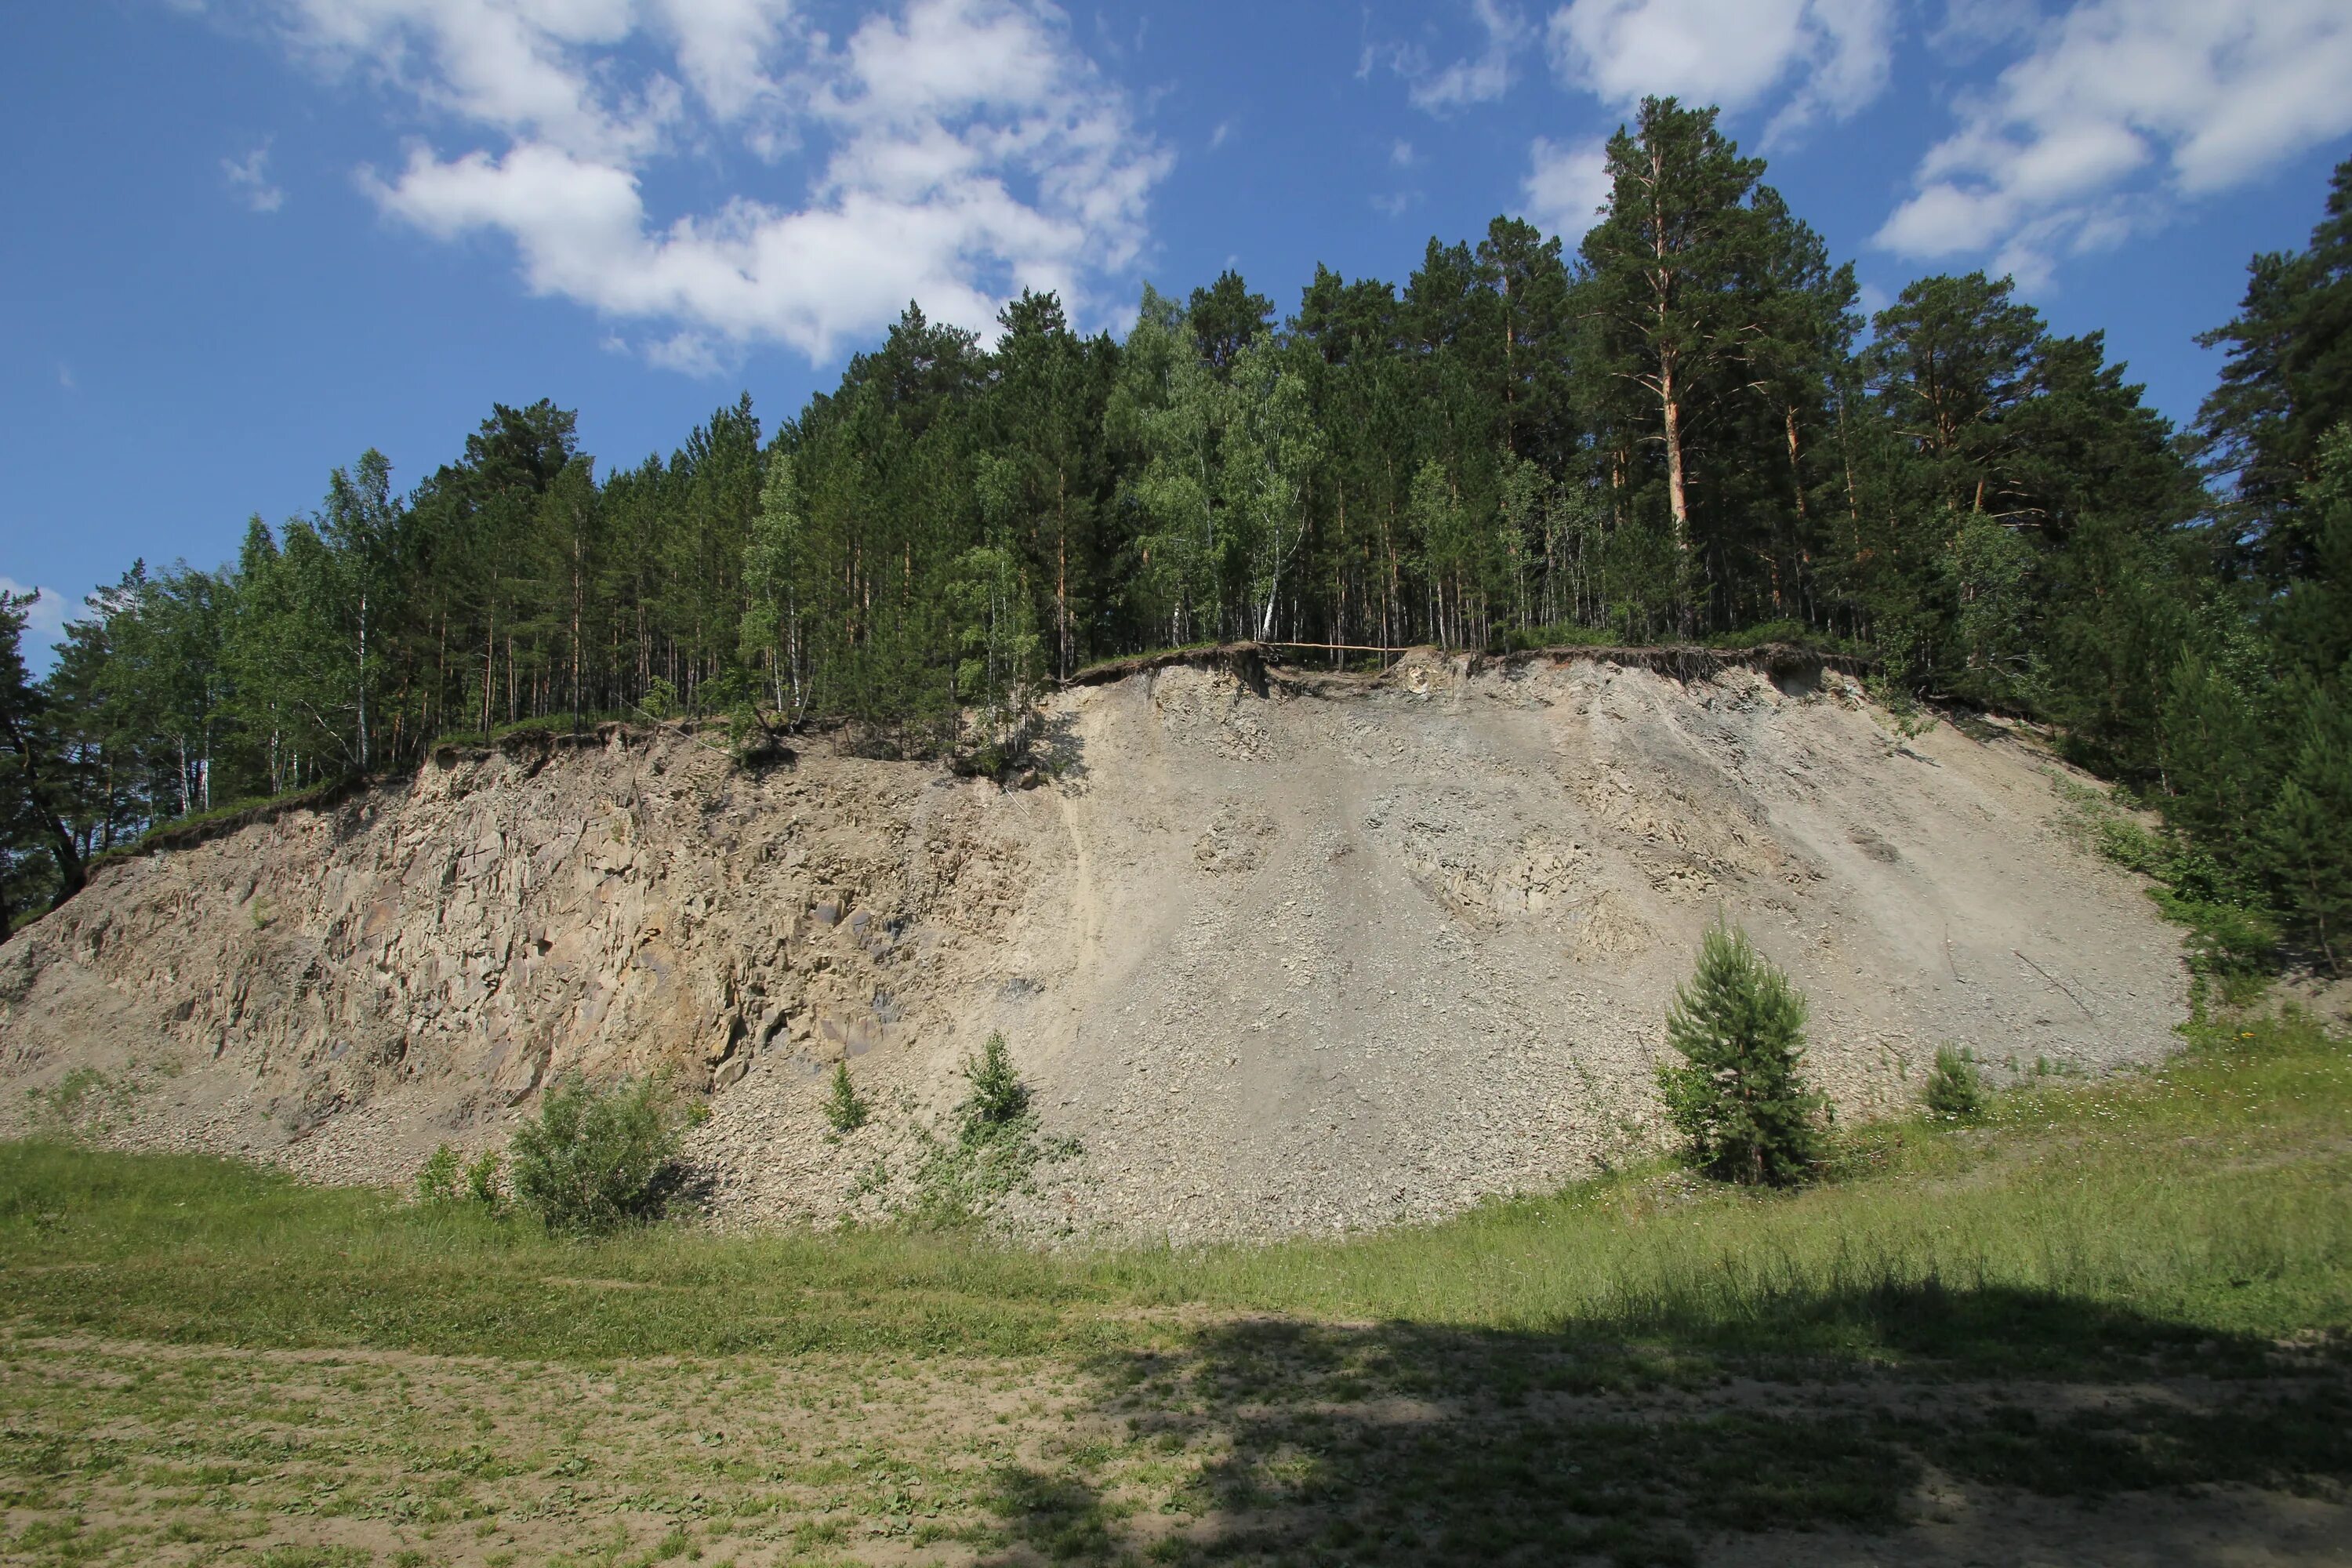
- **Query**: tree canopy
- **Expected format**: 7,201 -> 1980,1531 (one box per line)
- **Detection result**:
5,99 -> 2347,969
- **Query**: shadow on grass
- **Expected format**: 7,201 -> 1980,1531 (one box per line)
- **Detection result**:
979,1288 -> 2352,1567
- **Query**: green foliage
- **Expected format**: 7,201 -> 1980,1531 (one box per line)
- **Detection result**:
960,1031 -> 1029,1128
637,677 -> 679,721
825,1061 -> 870,1134
1923,1046 -> 1989,1122
1657,923 -> 1830,1185
506,1075 -> 688,1233
2263,683 -> 2352,971
15,112 -> 2347,972
415,1143 -> 461,1206
2065,786 -> 2285,981
464,1147 -> 503,1207
0,1007 -> 2343,1370
898,1033 -> 1070,1230
416,1143 -> 506,1211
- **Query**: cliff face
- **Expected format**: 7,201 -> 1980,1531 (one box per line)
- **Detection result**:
0,651 -> 2189,1239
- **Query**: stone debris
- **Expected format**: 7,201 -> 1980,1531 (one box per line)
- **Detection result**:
0,652 -> 2188,1241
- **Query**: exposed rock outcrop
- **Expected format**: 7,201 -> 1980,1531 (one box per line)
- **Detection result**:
0,651 -> 2188,1240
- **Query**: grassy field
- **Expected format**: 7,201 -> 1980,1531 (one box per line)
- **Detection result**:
2,1007 -> 2348,1566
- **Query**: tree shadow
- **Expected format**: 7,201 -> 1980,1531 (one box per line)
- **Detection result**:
978,1287 -> 2352,1566
1032,709 -> 1088,790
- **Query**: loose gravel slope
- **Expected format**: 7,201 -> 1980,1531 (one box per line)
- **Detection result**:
0,649 -> 2188,1240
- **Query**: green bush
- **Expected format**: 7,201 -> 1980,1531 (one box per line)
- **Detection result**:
1923,1046 -> 1988,1122
959,1032 -> 1029,1130
1657,921 -> 1830,1185
416,1143 -> 508,1212
896,1033 -> 1075,1229
416,1144 -> 462,1206
507,1076 -> 688,1233
463,1148 -> 503,1207
826,1062 -> 870,1134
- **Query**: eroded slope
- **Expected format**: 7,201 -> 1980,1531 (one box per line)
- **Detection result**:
0,652 -> 2187,1239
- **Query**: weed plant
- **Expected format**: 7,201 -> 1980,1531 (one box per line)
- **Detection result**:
896,1033 -> 1074,1229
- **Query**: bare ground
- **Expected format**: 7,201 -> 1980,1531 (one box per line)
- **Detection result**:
0,650 -> 2190,1240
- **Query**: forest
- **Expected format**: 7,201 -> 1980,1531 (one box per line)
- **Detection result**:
2,99 -> 2348,968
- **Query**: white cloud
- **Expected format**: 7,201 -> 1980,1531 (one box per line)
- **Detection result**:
1391,139 -> 1418,169
1207,119 -> 1231,151
271,0 -> 1167,365
1410,0 -> 1527,114
1876,0 -> 2352,285
0,579 -> 72,646
1522,134 -> 1610,243
1547,0 -> 1892,141
280,0 -> 674,162
222,143 -> 286,212
56,363 -> 75,390
651,0 -> 797,124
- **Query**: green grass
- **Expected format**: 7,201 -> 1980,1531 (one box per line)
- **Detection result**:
82,775 -> 364,873
2,1007 -> 2347,1566
2,1010 -> 2347,1368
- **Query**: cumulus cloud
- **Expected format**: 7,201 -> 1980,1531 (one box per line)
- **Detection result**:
1522,134 -> 1611,243
1547,0 -> 1893,141
1876,0 -> 2352,288
270,0 -> 1168,367
222,143 -> 286,211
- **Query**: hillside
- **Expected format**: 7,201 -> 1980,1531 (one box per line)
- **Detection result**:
0,648 -> 2188,1239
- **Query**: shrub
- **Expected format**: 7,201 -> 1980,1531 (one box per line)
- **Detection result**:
417,1143 -> 509,1211
959,1032 -> 1029,1131
416,1143 -> 462,1206
1657,921 -> 1830,1185
826,1062 -> 870,1134
1923,1046 -> 1989,1122
463,1147 -> 503,1207
507,1075 -> 688,1233
896,1033 -> 1074,1229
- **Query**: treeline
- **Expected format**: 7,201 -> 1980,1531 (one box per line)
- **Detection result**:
2,99 -> 2348,964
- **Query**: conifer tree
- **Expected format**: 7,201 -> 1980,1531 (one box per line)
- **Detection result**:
1577,96 -> 1766,608
1657,920 -> 1828,1185
2265,687 -> 2352,971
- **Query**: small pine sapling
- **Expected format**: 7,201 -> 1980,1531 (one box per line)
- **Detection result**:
1657,920 -> 1831,1185
826,1061 -> 871,1134
508,1074 -> 687,1233
1923,1045 -> 1989,1122
959,1031 -> 1029,1134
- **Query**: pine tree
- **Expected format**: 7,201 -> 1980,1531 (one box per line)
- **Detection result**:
0,592 -> 84,916
1577,96 -> 1767,611
2198,158 -> 2352,567
2265,684 -> 2352,971
1657,921 -> 1828,1185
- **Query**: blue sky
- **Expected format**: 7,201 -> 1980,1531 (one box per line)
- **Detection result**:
6,0 -> 2351,660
